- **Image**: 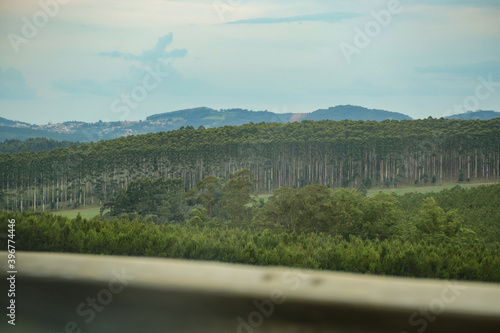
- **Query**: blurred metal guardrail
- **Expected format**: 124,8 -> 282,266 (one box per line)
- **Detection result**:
1,251 -> 500,332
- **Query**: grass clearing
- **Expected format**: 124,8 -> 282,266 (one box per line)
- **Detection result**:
366,181 -> 498,197
254,194 -> 273,203
53,206 -> 102,219
254,181 -> 499,200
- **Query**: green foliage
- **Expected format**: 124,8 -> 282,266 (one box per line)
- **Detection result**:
256,186 -> 403,240
186,208 -> 210,227
0,138 -> 77,153
221,169 -> 255,226
185,169 -> 255,225
1,173 -> 499,284
2,118 -> 500,212
108,177 -> 186,223
361,193 -> 403,240
1,208 -> 499,283
186,176 -> 222,220
399,184 -> 500,243
412,198 -> 477,245
256,184 -> 333,234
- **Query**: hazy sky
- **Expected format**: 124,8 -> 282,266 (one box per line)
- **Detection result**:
1,0 -> 499,124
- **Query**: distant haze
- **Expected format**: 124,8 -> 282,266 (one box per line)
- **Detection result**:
1,106 -> 498,143
1,0 -> 499,124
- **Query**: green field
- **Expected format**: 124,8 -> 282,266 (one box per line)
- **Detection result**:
254,181 -> 499,201
365,181 -> 498,196
53,206 -> 102,219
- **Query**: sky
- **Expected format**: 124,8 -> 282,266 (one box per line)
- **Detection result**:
0,0 -> 499,124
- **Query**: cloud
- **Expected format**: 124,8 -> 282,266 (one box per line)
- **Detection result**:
418,0 -> 500,7
51,61 -> 182,97
228,12 -> 360,24
52,33 -> 186,96
0,67 -> 37,100
98,33 -> 187,64
51,79 -> 118,97
415,61 -> 500,78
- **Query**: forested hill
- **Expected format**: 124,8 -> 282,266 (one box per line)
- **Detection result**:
0,105 -> 411,142
304,105 -> 411,121
146,105 -> 412,125
1,118 -> 499,211
0,138 -> 77,154
146,107 -> 295,125
446,110 -> 500,120
0,116 -> 31,127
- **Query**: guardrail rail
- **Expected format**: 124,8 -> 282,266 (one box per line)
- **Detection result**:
1,251 -> 500,332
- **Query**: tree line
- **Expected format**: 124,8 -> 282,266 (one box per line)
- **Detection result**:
1,118 -> 499,211
2,179 -> 499,281
0,138 -> 78,154
104,174 -> 496,246
1,184 -> 498,282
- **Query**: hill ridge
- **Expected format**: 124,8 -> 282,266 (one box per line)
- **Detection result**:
5,105 -> 498,143
445,110 -> 500,120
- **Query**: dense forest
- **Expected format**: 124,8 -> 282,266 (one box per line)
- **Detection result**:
2,183 -> 499,282
0,118 -> 499,211
0,138 -> 78,154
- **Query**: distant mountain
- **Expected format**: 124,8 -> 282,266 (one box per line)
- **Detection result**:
445,110 -> 500,120
305,105 -> 412,121
0,126 -> 83,142
0,117 -> 31,128
147,105 -> 412,126
0,105 -> 413,143
147,107 -> 295,127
